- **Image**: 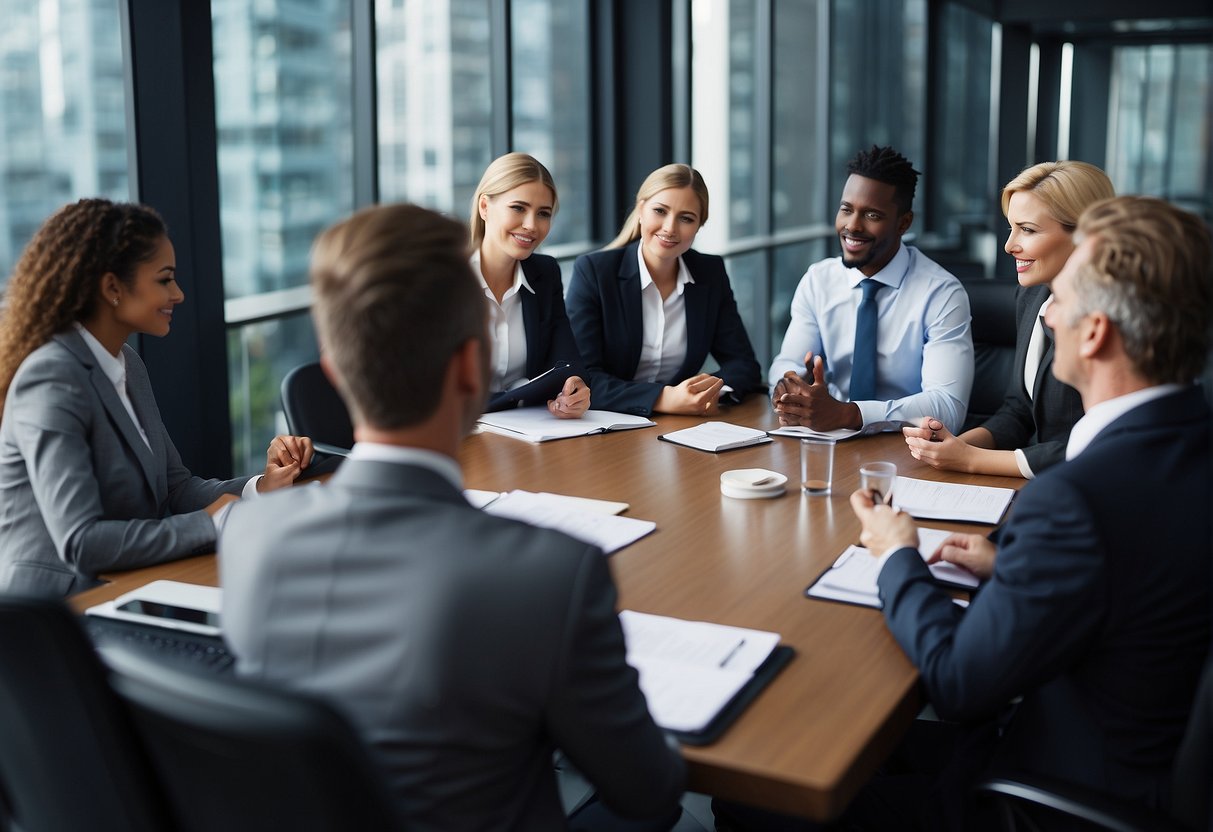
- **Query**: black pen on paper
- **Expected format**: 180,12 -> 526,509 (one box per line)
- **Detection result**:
719,639 -> 746,668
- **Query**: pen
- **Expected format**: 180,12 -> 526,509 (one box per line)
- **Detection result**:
719,638 -> 746,668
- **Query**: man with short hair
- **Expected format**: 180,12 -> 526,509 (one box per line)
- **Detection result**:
220,204 -> 685,831
852,196 -> 1213,826
769,145 -> 973,433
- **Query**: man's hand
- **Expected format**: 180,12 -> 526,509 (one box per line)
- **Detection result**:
772,354 -> 861,431
926,533 -> 997,580
849,488 -> 919,556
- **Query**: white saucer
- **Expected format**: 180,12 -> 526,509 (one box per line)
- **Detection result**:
720,468 -> 787,499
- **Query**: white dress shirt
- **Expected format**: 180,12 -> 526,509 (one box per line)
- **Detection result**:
768,243 -> 974,433
1013,295 -> 1054,479
633,243 -> 693,385
1066,384 -> 1183,461
472,252 -> 533,392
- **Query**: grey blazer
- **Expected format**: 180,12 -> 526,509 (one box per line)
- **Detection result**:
981,284 -> 1084,473
220,459 -> 686,831
0,330 -> 249,597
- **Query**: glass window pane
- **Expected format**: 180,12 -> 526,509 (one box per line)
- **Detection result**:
510,0 -> 591,246
772,1 -> 824,230
932,4 -> 992,228
771,239 -> 829,362
828,0 -> 926,204
212,0 -> 354,300
376,0 -> 492,216
228,312 -> 318,476
692,0 -> 760,249
0,0 -> 130,288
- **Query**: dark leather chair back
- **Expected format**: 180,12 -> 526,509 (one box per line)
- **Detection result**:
961,279 -> 1018,432
105,647 -> 404,832
0,598 -> 170,832
280,361 -> 355,454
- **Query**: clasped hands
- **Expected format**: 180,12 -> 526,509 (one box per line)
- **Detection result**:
771,353 -> 861,431
849,489 -> 996,580
205,433 -> 315,517
547,375 -> 591,419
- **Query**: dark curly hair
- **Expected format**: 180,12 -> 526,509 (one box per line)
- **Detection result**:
0,198 -> 167,406
847,145 -> 921,215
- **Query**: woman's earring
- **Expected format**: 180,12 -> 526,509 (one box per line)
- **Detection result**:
112,298 -> 119,306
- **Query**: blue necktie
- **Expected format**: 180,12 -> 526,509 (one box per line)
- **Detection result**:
850,279 -> 881,401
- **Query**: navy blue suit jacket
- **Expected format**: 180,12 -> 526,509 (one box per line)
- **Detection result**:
516,254 -> 585,382
878,386 -> 1211,808
981,284 -> 1084,473
566,242 -> 763,415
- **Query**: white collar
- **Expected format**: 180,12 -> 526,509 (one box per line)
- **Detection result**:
470,251 -> 534,296
846,241 -> 910,290
637,242 -> 694,295
1065,384 -> 1184,460
348,443 -> 463,489
73,322 -> 126,388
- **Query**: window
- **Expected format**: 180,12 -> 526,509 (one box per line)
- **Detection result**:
213,0 -> 354,473
0,0 -> 130,288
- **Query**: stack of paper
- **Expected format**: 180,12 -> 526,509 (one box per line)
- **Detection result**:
477,409 -> 655,443
618,611 -> 781,733
658,422 -> 773,453
893,477 -> 1015,524
767,425 -> 861,441
806,527 -> 980,608
483,490 -> 652,554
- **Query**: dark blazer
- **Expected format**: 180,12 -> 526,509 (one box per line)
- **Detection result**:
877,386 -> 1211,812
516,253 -> 585,382
566,241 -> 763,415
221,459 -> 686,830
0,330 -> 249,597
981,284 -> 1084,473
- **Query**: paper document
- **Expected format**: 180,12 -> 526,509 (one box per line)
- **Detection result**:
893,476 -> 1015,524
806,527 -> 980,609
618,610 -> 781,732
767,425 -> 861,441
477,409 -> 655,443
483,490 -> 652,554
659,421 -> 772,453
463,489 -> 500,509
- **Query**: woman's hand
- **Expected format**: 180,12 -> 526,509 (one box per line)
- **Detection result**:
654,373 -> 724,415
257,434 -> 315,492
548,375 -> 590,419
903,417 -> 975,472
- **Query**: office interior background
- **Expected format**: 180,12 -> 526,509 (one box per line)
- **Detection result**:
0,0 -> 1209,478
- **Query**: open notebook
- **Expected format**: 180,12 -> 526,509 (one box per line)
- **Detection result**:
477,409 -> 655,443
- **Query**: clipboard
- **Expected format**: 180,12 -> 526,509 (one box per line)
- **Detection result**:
669,645 -> 796,746
484,362 -> 575,412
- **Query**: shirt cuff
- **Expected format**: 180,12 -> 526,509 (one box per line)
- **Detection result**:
1013,448 -> 1035,479
241,476 -> 263,499
211,501 -> 234,535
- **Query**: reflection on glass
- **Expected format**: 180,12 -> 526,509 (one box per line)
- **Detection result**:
511,0 -> 590,246
933,4 -> 992,231
377,0 -> 492,216
772,1 -> 822,230
829,0 -> 926,197
228,312 -> 318,476
0,0 -> 129,288
212,0 -> 353,300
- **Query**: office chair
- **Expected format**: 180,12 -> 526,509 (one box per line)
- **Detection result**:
960,279 -> 1018,432
103,646 -> 405,832
977,655 -> 1213,832
0,597 -> 171,832
280,360 -> 355,455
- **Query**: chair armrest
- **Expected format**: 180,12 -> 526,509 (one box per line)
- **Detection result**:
977,774 -> 1191,832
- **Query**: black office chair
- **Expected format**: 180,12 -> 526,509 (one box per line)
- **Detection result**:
280,360 -> 355,455
0,597 -> 171,832
103,646 -> 405,832
977,655 -> 1213,832
960,278 -> 1019,432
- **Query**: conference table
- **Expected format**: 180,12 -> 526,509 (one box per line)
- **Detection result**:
71,396 -> 1023,821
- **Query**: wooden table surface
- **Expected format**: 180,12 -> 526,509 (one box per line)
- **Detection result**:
71,397 -> 1023,820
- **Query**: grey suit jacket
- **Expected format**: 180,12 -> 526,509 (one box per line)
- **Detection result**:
220,459 -> 686,831
981,284 -> 1084,473
0,330 -> 249,597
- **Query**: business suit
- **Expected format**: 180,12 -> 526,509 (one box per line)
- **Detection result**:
517,253 -> 585,381
877,386 -> 1210,812
220,457 -> 686,831
567,241 -> 763,415
980,284 -> 1084,473
0,330 -> 249,597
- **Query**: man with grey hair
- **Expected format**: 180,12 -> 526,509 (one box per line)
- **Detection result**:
220,204 -> 685,830
849,196 -> 1212,828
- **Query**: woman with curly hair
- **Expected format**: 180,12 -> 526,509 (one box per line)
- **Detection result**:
0,198 -> 313,597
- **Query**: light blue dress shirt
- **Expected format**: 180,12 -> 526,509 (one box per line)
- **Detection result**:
768,243 -> 974,433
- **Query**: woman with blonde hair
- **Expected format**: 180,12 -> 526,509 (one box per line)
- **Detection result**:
904,160 -> 1115,477
470,152 -> 589,417
566,164 -> 762,415
0,198 -> 312,597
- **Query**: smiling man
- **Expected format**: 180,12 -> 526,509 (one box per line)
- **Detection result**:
768,146 -> 973,433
